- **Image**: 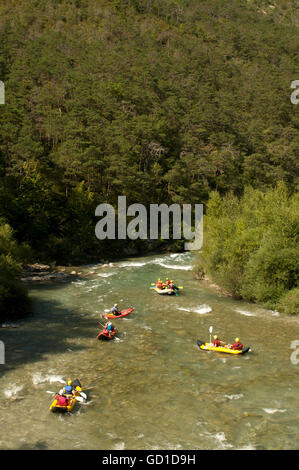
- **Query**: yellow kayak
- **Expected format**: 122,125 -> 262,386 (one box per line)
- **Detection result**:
49,379 -> 85,412
197,340 -> 250,355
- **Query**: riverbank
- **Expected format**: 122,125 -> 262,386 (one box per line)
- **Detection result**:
193,268 -> 234,299
21,263 -> 117,282
21,248 -> 184,283
21,264 -> 78,283
193,267 -> 286,318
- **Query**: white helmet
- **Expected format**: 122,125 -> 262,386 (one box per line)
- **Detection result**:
108,322 -> 112,326
114,304 -> 118,307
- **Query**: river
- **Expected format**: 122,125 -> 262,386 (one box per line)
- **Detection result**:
0,252 -> 299,450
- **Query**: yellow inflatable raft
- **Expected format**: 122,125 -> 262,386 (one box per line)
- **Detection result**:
197,340 -> 250,355
49,379 -> 85,412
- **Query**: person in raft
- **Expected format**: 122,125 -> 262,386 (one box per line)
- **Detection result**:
165,278 -> 171,287
226,338 -> 243,350
56,394 -> 70,407
100,322 -> 115,339
213,335 -> 225,347
169,280 -> 178,291
63,380 -> 74,397
156,278 -> 163,289
104,321 -> 115,334
111,304 -> 121,316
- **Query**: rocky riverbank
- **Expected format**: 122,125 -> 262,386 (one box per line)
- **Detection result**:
21,264 -> 79,282
193,268 -> 234,298
21,262 -> 118,282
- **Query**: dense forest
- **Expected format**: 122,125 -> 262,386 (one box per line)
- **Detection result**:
0,0 -> 298,319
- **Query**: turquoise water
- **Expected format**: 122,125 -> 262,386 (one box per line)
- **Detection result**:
0,252 -> 299,449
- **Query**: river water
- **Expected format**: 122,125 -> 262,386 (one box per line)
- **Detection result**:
0,252 -> 299,450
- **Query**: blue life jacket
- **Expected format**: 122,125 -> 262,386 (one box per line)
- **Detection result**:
65,385 -> 73,394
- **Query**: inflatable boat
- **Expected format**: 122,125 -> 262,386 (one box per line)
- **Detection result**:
151,286 -> 178,295
49,379 -> 85,412
96,328 -> 118,340
106,308 -> 134,319
197,340 -> 250,355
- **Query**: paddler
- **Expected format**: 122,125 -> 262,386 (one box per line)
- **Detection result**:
226,338 -> 243,350
213,335 -> 225,347
97,327 -> 108,339
111,304 -> 121,316
156,278 -> 163,289
103,321 -> 116,338
169,280 -> 178,291
165,278 -> 170,287
57,394 -> 70,407
63,380 -> 74,396
104,321 -> 114,332
98,325 -> 110,339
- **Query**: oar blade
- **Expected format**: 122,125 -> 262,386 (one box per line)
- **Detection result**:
75,395 -> 84,403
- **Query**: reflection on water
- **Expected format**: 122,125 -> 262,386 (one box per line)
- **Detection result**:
0,253 -> 299,450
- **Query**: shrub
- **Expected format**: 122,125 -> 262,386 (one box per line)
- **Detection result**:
277,288 -> 299,316
0,224 -> 31,322
197,183 -> 299,313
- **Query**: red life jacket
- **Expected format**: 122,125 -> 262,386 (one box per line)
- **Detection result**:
214,339 -> 221,347
232,342 -> 243,350
57,396 -> 68,406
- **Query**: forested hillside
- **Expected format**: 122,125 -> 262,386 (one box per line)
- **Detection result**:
0,0 -> 298,317
0,0 -> 298,261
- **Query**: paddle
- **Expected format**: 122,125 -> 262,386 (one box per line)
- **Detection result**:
75,395 -> 85,402
78,391 -> 87,400
209,325 -> 213,345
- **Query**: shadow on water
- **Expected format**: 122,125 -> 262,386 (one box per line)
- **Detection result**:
18,440 -> 49,450
0,281 -> 96,379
